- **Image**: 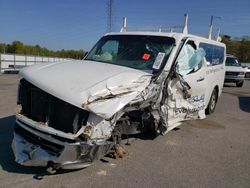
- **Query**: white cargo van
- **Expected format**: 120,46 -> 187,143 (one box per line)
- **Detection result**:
225,55 -> 247,87
12,15 -> 226,171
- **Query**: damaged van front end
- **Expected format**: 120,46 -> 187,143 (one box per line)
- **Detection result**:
12,59 -> 153,169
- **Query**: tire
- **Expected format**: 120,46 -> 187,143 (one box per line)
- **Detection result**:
245,72 -> 250,78
205,89 -> 218,115
236,81 -> 244,87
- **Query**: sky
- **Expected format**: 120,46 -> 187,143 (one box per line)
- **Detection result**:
0,0 -> 249,51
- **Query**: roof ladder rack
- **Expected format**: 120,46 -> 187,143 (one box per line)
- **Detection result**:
120,17 -> 127,32
120,14 -> 189,34
208,15 -> 221,39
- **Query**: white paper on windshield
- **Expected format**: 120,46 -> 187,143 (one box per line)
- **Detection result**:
153,52 -> 165,69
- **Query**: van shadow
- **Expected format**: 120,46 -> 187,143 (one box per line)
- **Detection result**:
0,115 -> 45,175
238,96 -> 250,113
121,130 -> 157,141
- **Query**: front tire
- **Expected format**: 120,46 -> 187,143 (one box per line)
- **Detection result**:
205,89 -> 218,115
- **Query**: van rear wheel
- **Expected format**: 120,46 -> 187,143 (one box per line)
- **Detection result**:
205,89 -> 218,115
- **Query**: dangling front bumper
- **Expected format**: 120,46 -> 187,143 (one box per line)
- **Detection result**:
12,122 -> 113,169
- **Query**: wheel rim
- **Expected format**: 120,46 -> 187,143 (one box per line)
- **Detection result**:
210,93 -> 216,110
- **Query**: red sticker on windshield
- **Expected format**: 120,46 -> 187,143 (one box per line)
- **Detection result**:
142,53 -> 151,60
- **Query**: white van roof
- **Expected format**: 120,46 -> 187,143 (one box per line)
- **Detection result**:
108,15 -> 225,48
105,32 -> 225,47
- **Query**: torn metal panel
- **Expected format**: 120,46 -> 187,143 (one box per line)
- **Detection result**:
78,113 -> 113,141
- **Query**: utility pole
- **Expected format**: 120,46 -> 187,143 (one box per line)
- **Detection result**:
107,0 -> 113,33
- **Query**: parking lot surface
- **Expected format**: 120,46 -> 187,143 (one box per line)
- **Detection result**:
0,74 -> 249,188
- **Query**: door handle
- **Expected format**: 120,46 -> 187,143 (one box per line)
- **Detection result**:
197,77 -> 204,82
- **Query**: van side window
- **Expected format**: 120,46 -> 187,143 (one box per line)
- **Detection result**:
199,43 -> 225,65
176,42 -> 205,75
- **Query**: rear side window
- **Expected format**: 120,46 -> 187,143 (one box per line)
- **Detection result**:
199,43 -> 225,65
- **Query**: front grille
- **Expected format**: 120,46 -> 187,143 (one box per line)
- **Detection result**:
18,79 -> 89,134
15,124 -> 64,156
226,71 -> 239,76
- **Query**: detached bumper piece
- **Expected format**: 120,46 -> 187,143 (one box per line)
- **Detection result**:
12,124 -> 113,169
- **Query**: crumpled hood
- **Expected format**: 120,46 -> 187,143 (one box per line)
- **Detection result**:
20,60 -> 152,119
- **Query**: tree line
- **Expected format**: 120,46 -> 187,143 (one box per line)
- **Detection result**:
0,41 -> 86,59
221,35 -> 250,62
0,36 -> 250,62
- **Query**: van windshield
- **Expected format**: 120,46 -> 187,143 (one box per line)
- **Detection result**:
85,35 -> 175,72
226,57 -> 241,67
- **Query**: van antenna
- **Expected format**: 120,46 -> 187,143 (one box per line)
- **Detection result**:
120,17 -> 127,32
183,13 -> 188,34
208,16 -> 221,39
